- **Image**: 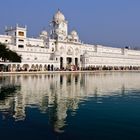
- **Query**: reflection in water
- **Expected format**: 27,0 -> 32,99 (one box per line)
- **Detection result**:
0,72 -> 140,133
0,85 -> 18,100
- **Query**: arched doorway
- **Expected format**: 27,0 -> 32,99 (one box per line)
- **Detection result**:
66,57 -> 72,70
67,57 -> 72,65
39,64 -> 42,71
12,64 -> 16,71
22,64 -> 29,71
17,64 -> 21,71
51,65 -> 54,71
7,64 -> 12,72
44,65 -> 47,71
60,57 -> 63,70
31,64 -> 35,71
35,64 -> 39,71
75,58 -> 78,67
48,65 -> 50,71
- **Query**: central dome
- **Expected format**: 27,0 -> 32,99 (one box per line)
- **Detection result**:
53,10 -> 65,23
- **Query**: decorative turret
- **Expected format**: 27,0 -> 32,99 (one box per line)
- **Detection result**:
50,9 -> 68,41
5,25 -> 27,49
39,30 -> 48,47
68,30 -> 79,42
70,30 -> 79,42
53,10 -> 65,24
39,30 -> 48,39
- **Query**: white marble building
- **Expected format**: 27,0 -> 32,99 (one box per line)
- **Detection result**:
0,10 -> 140,71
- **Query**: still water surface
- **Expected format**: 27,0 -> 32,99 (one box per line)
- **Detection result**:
0,72 -> 140,140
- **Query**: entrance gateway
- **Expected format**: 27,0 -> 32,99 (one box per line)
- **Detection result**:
60,57 -> 79,70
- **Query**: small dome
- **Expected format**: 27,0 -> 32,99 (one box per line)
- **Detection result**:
53,10 -> 65,23
70,30 -> 79,42
71,30 -> 78,37
40,30 -> 48,36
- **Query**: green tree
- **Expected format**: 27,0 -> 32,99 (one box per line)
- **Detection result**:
0,43 -> 21,62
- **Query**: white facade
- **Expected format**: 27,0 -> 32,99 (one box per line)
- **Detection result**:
0,10 -> 140,71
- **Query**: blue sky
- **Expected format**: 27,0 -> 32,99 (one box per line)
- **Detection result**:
0,0 -> 140,48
